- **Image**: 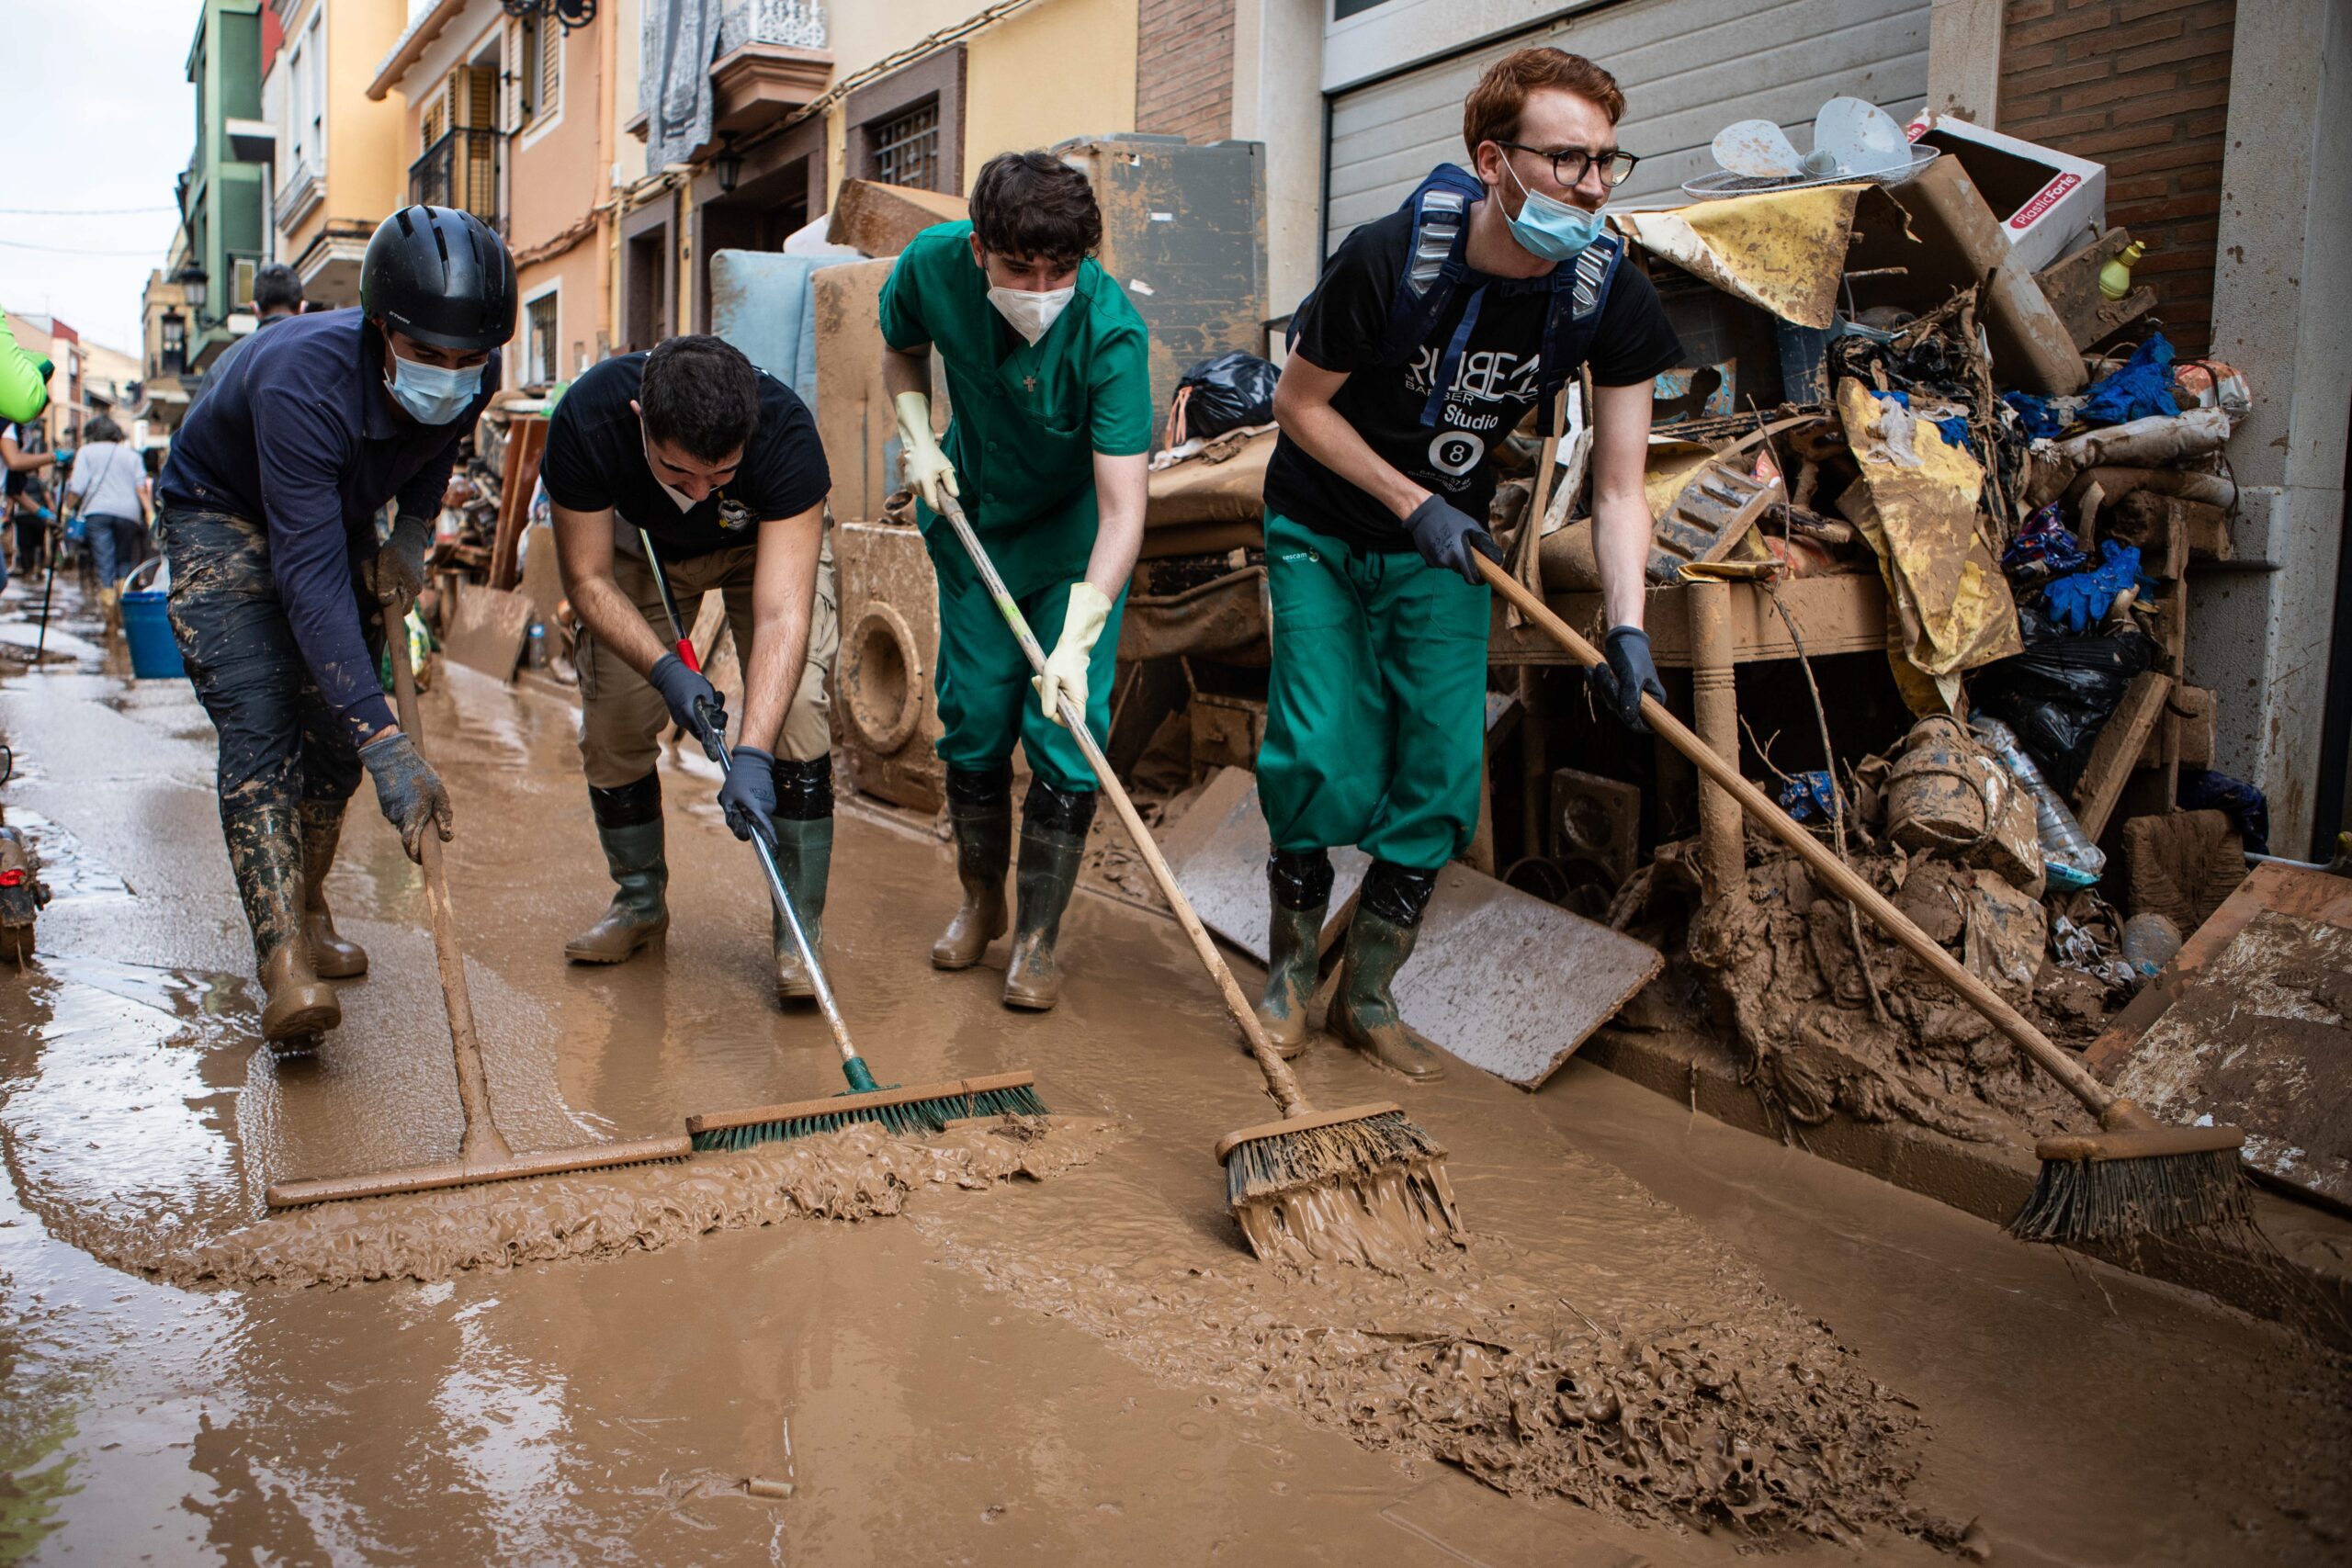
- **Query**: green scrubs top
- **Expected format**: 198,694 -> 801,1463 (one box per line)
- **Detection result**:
877,220 -> 1152,601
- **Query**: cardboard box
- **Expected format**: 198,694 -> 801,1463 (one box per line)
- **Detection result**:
826,179 -> 968,258
1905,113 -> 2107,276
812,258 -> 954,525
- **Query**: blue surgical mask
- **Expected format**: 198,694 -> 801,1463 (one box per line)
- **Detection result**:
384,354 -> 483,425
1500,157 -> 1605,263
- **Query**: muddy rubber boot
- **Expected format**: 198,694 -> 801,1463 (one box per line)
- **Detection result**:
296,800 -> 368,979
1328,861 -> 1445,1083
226,798 -> 339,1049
768,758 -> 834,1003
932,766 -> 1012,971
1257,849 -> 1332,1060
258,940 -> 340,1049
1002,780 -> 1094,1011
564,774 -> 669,964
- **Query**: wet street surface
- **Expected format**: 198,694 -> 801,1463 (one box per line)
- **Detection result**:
1,579 -> 2346,1565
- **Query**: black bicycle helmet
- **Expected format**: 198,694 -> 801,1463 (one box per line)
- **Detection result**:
359,205 -> 517,353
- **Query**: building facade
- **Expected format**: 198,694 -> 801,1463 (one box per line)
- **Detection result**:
178,0 -> 275,372
266,0 -> 412,307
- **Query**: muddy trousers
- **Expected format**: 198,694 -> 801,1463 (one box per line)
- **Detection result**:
1256,513 -> 1490,872
160,506 -> 377,970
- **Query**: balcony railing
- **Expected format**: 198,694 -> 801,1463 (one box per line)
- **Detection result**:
409,128 -> 503,228
718,0 -> 827,52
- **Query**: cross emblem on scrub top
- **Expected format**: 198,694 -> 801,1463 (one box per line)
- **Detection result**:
1022,374 -> 1037,391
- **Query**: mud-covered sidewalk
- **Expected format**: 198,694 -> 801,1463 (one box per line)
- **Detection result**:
1,581 -> 2345,1565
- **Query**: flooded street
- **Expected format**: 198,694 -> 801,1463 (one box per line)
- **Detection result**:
1,581 -> 2345,1565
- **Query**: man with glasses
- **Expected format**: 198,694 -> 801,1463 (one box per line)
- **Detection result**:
1252,47 -> 1682,1079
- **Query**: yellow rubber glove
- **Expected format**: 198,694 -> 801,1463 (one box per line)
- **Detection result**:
1032,581 -> 1113,728
893,390 -> 958,513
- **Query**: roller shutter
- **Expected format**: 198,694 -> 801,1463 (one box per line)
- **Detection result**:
1325,0 -> 1931,257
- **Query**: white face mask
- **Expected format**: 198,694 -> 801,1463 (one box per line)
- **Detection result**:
987,284 -> 1076,346
641,422 -> 697,512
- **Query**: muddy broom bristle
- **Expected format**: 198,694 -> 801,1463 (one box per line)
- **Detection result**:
688,1069 -> 1047,1153
2009,1113 -> 2251,1246
1218,1104 -> 1465,1272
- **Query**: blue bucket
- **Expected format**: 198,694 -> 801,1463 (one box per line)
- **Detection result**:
122,591 -> 185,679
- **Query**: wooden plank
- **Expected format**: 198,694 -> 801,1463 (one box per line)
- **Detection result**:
1487,572 -> 1886,669
2084,862 -> 2352,1074
441,581 -> 534,682
489,416 -> 547,592
2033,229 -> 2160,351
2072,671 -> 2173,841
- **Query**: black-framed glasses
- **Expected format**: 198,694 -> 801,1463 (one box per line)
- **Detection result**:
1499,141 -> 1642,189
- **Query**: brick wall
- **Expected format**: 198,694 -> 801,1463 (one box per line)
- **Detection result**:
1136,0 -> 1235,146
1999,0 -> 2236,356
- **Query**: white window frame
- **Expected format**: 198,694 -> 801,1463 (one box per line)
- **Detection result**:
522,279 -> 561,389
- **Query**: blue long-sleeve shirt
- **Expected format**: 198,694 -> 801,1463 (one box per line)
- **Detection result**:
159,309 -> 495,742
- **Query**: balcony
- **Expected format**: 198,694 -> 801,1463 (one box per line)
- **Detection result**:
275,160 -> 324,233
709,0 -> 831,141
409,128 -> 503,229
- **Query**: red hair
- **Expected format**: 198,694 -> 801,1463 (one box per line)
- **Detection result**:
1463,48 -> 1626,155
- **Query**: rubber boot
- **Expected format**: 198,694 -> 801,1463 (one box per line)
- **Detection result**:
1002,779 -> 1094,1011
932,765 -> 1012,970
1328,861 -> 1445,1082
296,800 -> 368,979
1257,849 -> 1332,1061
224,798 -> 338,1049
768,757 -> 834,1002
564,773 -> 670,964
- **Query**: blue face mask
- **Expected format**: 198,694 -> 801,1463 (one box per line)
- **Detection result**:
384,353 -> 483,425
1500,157 -> 1605,263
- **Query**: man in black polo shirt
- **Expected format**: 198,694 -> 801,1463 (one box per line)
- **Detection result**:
156,206 -> 514,1050
541,334 -> 836,1001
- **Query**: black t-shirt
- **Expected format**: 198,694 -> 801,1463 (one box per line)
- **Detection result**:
539,351 -> 830,558
1263,208 -> 1684,551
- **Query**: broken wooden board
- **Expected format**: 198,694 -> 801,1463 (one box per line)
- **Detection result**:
1157,767 -> 1368,964
1645,459 -> 1781,584
2086,862 -> 2352,1073
2108,906 -> 2352,1211
2072,671 -> 2172,841
441,581 -> 534,682
1394,862 -> 1666,1091
2033,228 -> 2159,352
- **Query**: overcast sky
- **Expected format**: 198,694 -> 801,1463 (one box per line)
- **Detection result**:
1,2 -> 199,355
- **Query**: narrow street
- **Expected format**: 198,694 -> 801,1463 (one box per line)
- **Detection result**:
2,578 -> 2343,1565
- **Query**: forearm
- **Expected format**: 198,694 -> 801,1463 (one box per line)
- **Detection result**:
1083,451 -> 1147,598
552,502 -> 673,676
1591,489 -> 1651,629
737,606 -> 809,753
881,345 -> 932,402
1280,395 -> 1429,521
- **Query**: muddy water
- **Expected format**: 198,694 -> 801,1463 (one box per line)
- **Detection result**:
2,582 -> 2346,1562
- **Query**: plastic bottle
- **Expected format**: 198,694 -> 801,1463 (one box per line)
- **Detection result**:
1971,715 -> 2105,888
2099,241 -> 2146,301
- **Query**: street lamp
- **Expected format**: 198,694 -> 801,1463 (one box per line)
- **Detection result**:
173,261 -> 209,315
717,135 -> 743,196
500,0 -> 598,28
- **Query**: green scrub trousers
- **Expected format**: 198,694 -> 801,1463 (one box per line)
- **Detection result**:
1257,512 -> 1491,871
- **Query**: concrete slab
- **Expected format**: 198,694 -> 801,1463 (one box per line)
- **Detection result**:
1158,765 -> 1368,964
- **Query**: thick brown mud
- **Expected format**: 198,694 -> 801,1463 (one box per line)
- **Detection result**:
3,580 -> 2347,1563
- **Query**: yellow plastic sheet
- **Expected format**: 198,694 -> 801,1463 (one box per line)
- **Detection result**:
1834,380 -> 2021,715
1612,186 -> 1864,329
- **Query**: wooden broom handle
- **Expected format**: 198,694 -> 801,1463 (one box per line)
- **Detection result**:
383,605 -> 514,1163
1474,556 -> 2120,1117
932,494 -> 1311,1119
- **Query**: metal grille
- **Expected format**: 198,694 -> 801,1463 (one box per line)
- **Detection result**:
409,128 -> 503,227
871,100 -> 941,191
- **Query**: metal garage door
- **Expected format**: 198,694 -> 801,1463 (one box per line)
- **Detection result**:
1324,0 -> 1931,256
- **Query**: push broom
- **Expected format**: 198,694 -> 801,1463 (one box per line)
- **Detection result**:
266,607 -> 692,1206
623,527 -> 1045,1151
932,493 -> 1464,1266
1473,554 -> 2246,1246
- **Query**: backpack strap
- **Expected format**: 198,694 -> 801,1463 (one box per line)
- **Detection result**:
1378,164 -> 1488,374
1532,232 -> 1626,434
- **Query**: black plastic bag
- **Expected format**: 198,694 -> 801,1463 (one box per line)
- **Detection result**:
1968,603 -> 2157,799
1167,352 -> 1279,446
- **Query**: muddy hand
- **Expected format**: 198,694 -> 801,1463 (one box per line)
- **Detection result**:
360,730 -> 455,862
368,513 -> 435,613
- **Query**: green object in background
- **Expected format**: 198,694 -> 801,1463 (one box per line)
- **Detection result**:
377,607 -> 435,694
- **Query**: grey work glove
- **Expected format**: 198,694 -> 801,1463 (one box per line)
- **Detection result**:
717,746 -> 778,842
359,730 -> 454,861
1588,625 -> 1666,734
1403,493 -> 1503,584
648,652 -> 725,745
367,512 -> 435,612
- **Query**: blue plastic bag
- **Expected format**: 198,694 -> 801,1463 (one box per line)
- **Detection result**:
2003,390 -> 2065,439
2003,503 -> 2088,582
2079,333 -> 2179,427
1777,771 -> 1840,823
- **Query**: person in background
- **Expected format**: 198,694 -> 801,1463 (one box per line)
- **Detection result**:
64,413 -> 149,601
194,264 -> 306,398
1251,47 -> 1680,1079
3,415 -> 52,579
877,151 -> 1151,1012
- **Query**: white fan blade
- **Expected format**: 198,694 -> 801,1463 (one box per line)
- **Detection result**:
1814,96 -> 1909,176
1713,118 -> 1805,178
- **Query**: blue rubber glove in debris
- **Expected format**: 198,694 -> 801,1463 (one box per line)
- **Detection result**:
1402,493 -> 1503,585
717,746 -> 777,842
1588,626 -> 1667,733
647,652 -> 724,745
359,730 -> 453,862
2043,540 -> 2148,634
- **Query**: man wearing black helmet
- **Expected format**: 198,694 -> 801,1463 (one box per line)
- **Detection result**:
156,206 -> 514,1050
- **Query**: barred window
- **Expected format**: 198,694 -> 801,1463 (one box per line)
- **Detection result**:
526,292 -> 558,386
871,99 -> 941,191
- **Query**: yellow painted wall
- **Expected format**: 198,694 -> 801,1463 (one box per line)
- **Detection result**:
962,0 -> 1137,186
328,0 -> 409,227
506,22 -> 606,259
